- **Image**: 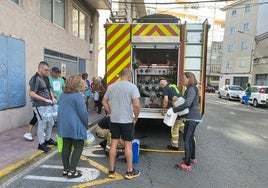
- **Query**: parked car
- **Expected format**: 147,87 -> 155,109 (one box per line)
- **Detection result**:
218,85 -> 244,100
205,86 -> 216,93
239,86 -> 268,107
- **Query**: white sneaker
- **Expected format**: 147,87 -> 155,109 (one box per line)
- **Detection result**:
24,132 -> 34,141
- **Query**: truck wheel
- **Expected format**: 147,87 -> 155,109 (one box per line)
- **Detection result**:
218,92 -> 221,98
253,99 -> 258,107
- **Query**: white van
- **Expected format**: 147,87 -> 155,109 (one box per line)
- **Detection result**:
240,86 -> 268,107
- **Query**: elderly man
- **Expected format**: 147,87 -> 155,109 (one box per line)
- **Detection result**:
159,79 -> 184,150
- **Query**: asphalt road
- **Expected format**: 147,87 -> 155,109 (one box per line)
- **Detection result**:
2,93 -> 268,188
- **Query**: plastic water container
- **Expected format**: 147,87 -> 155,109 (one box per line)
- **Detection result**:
132,139 -> 140,163
163,108 -> 178,127
52,104 -> 58,120
174,97 -> 189,116
85,131 -> 95,146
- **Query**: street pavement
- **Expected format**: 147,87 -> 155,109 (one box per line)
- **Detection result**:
0,110 -> 105,182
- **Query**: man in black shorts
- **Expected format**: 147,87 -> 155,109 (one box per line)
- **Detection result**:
102,69 -> 140,180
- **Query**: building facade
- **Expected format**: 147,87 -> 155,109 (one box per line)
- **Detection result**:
0,0 -> 110,132
253,0 -> 268,85
220,0 -> 258,88
146,0 -> 228,88
207,41 -> 223,90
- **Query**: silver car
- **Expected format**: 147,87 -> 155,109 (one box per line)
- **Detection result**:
218,85 -> 244,100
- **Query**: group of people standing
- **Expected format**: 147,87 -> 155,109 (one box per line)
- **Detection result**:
24,61 -> 105,178
81,74 -> 106,114
25,61 -> 202,179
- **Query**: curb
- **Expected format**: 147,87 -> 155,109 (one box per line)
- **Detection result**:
0,147 -> 55,182
0,115 -> 104,182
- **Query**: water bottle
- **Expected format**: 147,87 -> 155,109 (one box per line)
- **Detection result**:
52,104 -> 58,120
85,131 -> 95,146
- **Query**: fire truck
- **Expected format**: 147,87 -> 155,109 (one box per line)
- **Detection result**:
104,14 -> 209,119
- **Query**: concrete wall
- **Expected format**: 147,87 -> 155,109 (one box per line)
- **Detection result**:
0,0 -> 99,132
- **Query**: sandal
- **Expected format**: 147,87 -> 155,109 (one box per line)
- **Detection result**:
67,170 -> 82,178
180,162 -> 192,172
62,170 -> 69,176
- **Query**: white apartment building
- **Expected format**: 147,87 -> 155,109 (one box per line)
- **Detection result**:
253,0 -> 268,85
0,0 -> 110,132
220,0 -> 258,88
145,0 -> 228,88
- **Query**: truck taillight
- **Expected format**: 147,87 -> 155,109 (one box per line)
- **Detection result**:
260,88 -> 265,93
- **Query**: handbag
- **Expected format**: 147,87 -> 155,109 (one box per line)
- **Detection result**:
242,95 -> 249,101
85,89 -> 91,97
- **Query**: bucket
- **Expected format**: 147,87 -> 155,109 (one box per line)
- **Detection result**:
132,139 -> 140,163
57,135 -> 74,153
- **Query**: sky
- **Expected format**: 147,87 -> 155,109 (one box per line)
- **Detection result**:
97,0 -> 229,76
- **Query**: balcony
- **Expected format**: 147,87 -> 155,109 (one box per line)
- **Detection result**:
84,0 -> 111,10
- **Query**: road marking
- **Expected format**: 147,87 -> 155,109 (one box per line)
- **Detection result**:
70,155 -> 124,188
23,166 -> 100,182
82,146 -> 106,158
0,150 -> 58,187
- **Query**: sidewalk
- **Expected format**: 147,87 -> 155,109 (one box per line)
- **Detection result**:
0,110 -> 105,181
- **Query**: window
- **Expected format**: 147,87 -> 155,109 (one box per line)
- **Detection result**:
230,27 -> 235,35
245,4 -> 250,13
72,7 -> 86,40
9,0 -> 19,4
44,49 -> 86,77
226,61 -> 232,69
231,9 -> 237,16
243,23 -> 249,31
228,44 -> 234,52
40,0 -> 65,28
241,42 -> 248,49
240,60 -> 246,67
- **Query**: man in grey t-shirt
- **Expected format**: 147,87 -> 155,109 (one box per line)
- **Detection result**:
102,68 -> 140,180
29,61 -> 57,152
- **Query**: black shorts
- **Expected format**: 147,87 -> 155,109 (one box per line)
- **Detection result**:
110,122 -> 135,141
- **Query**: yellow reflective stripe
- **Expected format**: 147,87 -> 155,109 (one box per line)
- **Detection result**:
169,84 -> 180,94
